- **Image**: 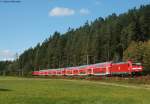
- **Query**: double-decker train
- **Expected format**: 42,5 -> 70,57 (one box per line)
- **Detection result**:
32,61 -> 143,76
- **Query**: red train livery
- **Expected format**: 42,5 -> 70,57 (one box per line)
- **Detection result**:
32,61 -> 143,76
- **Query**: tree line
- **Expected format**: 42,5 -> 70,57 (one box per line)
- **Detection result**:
0,4 -> 150,76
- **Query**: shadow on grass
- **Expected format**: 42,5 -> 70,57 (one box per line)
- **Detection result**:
0,88 -> 12,92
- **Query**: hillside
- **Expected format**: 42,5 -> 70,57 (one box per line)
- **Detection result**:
0,4 -> 150,76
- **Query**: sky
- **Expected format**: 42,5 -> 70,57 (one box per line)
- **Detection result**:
0,0 -> 150,61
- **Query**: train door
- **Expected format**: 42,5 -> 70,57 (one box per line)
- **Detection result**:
86,68 -> 93,75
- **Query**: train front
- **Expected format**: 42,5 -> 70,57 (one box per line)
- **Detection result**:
131,63 -> 143,73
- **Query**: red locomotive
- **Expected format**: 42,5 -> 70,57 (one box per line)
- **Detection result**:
32,61 -> 143,76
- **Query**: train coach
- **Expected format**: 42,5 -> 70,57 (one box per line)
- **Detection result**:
32,61 -> 143,76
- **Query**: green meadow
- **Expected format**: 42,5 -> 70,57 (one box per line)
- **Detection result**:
0,77 -> 150,104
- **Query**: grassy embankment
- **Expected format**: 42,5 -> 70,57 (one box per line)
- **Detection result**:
0,76 -> 150,104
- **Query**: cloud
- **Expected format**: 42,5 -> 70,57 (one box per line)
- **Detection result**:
79,8 -> 90,15
49,7 -> 75,16
0,50 -> 15,61
95,0 -> 101,5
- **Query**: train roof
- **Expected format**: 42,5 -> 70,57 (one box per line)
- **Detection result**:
39,61 -> 112,71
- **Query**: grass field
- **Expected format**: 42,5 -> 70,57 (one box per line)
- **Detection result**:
0,77 -> 150,104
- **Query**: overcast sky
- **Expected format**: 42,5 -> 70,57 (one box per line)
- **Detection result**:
0,0 -> 150,61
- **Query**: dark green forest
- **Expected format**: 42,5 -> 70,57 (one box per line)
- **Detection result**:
0,5 -> 150,76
